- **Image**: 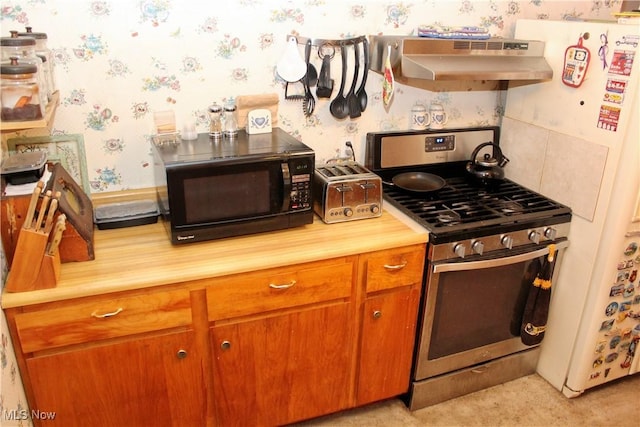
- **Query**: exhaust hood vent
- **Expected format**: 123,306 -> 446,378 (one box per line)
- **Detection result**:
369,36 -> 553,83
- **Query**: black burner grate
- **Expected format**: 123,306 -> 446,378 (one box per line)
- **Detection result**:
384,177 -> 571,240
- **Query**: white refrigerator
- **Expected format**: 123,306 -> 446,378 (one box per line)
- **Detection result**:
501,18 -> 640,397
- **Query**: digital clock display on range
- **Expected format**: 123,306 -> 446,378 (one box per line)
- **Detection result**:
425,134 -> 455,152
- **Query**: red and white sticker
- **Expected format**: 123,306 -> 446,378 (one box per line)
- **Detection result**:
597,104 -> 621,131
609,50 -> 635,76
603,78 -> 628,104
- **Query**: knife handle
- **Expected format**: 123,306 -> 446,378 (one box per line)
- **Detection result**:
43,191 -> 61,234
47,214 -> 66,256
23,181 -> 44,229
35,190 -> 52,233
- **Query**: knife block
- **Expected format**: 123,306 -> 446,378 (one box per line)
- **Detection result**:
1,163 -> 94,266
4,228 -> 59,292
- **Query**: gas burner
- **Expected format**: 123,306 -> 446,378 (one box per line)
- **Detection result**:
436,209 -> 461,225
499,200 -> 524,214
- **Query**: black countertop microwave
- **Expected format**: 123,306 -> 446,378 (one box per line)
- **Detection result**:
151,128 -> 315,244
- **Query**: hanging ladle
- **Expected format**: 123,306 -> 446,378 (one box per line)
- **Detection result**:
329,41 -> 349,119
356,38 -> 369,112
347,40 -> 361,119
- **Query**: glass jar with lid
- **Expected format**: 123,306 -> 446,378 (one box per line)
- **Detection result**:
1,57 -> 44,121
1,32 -> 48,107
208,103 -> 222,139
17,27 -> 55,101
223,103 -> 238,138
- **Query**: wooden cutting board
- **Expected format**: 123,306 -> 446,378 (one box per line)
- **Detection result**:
235,93 -> 279,130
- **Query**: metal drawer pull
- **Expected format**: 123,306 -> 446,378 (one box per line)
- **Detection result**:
269,280 -> 296,289
383,261 -> 407,271
176,349 -> 188,359
373,310 -> 382,319
91,307 -> 123,319
221,341 -> 231,350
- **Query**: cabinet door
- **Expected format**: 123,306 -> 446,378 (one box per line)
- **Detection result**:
357,286 -> 420,405
25,331 -> 206,427
211,303 -> 352,426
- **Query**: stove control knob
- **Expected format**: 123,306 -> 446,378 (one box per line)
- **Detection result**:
501,235 -> 513,249
544,227 -> 557,240
471,240 -> 484,255
344,208 -> 353,217
528,230 -> 541,244
453,243 -> 466,258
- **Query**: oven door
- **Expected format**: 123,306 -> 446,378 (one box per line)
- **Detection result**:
415,240 -> 569,380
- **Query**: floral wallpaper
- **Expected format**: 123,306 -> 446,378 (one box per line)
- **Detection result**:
0,0 -> 622,424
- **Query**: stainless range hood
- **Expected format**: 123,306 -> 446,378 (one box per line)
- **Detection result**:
369,36 -> 552,83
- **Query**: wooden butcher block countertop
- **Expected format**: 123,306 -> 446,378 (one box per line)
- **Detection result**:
2,209 -> 428,308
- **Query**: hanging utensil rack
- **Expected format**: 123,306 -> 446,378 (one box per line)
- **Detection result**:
287,35 -> 367,49
282,35 -> 369,119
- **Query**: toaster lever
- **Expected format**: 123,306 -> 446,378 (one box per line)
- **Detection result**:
336,185 -> 353,192
359,182 -> 377,190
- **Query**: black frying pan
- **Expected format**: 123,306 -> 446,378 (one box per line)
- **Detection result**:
385,172 -> 446,194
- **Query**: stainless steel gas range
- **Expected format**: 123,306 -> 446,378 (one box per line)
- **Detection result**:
365,126 -> 572,409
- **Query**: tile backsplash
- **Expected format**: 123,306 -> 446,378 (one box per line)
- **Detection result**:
502,117 -> 610,221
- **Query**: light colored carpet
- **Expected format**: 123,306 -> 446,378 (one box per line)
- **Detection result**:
296,373 -> 640,426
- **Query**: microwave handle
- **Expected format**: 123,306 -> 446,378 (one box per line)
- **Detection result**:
281,163 -> 291,211
432,240 -> 569,273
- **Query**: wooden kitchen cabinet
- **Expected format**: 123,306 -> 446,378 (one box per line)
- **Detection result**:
7,288 -> 207,427
206,257 -> 356,426
356,245 -> 425,406
24,330 -> 206,427
211,304 -> 353,426
2,213 -> 427,427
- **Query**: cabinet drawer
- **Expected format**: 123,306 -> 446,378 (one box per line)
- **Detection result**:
365,244 -> 425,293
15,289 -> 192,353
206,258 -> 354,321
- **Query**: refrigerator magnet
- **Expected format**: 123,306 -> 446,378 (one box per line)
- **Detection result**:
605,301 -> 619,316
609,49 -> 635,77
609,335 -> 621,349
624,241 -> 638,256
592,355 -> 604,368
603,78 -> 627,104
609,283 -> 624,297
562,35 -> 591,88
605,352 -> 619,363
600,319 -> 615,331
597,104 -> 621,131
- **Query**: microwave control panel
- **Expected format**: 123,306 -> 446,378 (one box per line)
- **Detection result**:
290,173 -> 312,210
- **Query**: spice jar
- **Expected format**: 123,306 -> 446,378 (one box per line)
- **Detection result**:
223,103 -> 238,138
1,57 -> 44,121
18,27 -> 55,101
208,103 -> 222,139
1,32 -> 48,107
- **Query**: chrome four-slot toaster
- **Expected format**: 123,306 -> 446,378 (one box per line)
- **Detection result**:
313,162 -> 383,224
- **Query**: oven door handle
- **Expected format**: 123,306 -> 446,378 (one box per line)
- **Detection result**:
432,240 -> 569,273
